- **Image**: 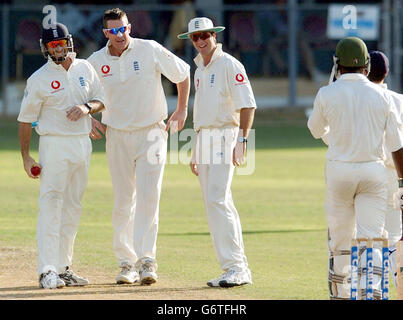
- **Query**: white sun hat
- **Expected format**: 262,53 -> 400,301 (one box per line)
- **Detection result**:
177,17 -> 225,39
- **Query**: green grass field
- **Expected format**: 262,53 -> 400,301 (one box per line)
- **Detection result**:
0,110 -> 398,300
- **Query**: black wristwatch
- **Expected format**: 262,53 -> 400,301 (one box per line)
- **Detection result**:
398,178 -> 403,188
84,102 -> 92,114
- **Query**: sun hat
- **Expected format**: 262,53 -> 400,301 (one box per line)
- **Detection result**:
177,17 -> 225,39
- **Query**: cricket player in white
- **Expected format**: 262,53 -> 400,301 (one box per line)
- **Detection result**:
308,37 -> 403,299
18,23 -> 105,289
87,8 -> 190,285
367,51 -> 403,287
178,17 -> 256,287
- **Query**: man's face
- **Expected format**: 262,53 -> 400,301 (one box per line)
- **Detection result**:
103,17 -> 131,51
190,32 -> 216,56
46,39 -> 69,63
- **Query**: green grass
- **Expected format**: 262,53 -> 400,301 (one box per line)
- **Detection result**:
0,114 -> 397,300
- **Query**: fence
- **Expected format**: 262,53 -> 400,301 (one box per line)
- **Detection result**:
1,1 -> 401,116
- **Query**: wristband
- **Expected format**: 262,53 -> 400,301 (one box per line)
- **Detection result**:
399,178 -> 403,188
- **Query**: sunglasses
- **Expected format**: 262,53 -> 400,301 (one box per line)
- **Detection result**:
190,32 -> 212,42
104,24 -> 131,35
46,39 -> 67,48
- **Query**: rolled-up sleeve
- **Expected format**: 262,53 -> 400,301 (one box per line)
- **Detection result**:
308,89 -> 328,139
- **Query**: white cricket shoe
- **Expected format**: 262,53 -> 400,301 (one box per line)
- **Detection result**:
116,263 -> 139,284
59,267 -> 89,286
207,269 -> 252,288
136,258 -> 158,285
39,270 -> 65,289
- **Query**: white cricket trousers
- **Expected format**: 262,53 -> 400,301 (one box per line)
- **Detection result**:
325,160 -> 388,298
385,167 -> 402,245
106,123 -> 167,267
195,127 -> 249,272
37,135 -> 91,275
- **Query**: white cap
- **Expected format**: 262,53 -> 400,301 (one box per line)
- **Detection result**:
177,17 -> 225,39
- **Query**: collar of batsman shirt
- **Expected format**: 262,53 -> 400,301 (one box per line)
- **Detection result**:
87,37 -> 190,131
17,52 -> 105,136
192,43 -> 257,131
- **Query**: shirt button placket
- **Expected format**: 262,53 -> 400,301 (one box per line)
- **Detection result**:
119,58 -> 125,82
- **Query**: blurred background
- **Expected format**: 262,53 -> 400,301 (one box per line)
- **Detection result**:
0,0 -> 401,116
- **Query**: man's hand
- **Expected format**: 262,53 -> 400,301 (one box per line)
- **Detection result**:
66,104 -> 89,121
393,188 -> 403,210
233,142 -> 246,166
189,148 -> 198,176
90,117 -> 106,140
23,155 -> 41,179
166,108 -> 187,134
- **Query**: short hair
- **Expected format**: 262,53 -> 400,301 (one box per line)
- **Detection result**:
103,8 -> 127,28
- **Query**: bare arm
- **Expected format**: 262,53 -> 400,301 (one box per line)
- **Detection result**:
233,108 -> 255,166
238,108 -> 255,138
18,122 -> 40,179
166,76 -> 190,133
392,148 -> 403,178
66,100 -> 105,121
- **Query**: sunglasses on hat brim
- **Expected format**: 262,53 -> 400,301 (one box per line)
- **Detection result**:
103,24 -> 131,35
46,39 -> 68,48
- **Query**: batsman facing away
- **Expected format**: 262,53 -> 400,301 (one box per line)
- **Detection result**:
308,37 -> 403,300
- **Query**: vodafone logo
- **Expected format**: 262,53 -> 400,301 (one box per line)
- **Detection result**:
51,81 -> 60,89
235,74 -> 245,82
101,65 -> 110,74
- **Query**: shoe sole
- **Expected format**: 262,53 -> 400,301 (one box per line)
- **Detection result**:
207,282 -> 219,287
141,276 -> 157,285
219,281 -> 251,288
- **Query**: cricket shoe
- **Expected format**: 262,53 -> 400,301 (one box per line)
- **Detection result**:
136,258 -> 158,285
207,269 -> 252,288
39,270 -> 65,289
59,267 -> 89,286
116,263 -> 139,284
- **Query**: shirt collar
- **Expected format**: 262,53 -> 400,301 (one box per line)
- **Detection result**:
47,52 -> 77,71
378,83 -> 388,89
194,43 -> 224,69
106,37 -> 134,58
337,73 -> 369,82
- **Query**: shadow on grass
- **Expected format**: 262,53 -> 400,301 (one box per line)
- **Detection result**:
0,283 -> 224,299
159,228 -> 326,237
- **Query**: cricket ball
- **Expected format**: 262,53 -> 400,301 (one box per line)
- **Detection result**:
31,166 -> 41,177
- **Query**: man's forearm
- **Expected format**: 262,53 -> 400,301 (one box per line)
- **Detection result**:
88,100 -> 105,114
175,76 -> 190,111
239,108 -> 255,138
18,122 -> 32,159
392,148 -> 403,178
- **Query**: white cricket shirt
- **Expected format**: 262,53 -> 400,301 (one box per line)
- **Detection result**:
379,83 -> 403,168
87,37 -> 190,130
18,53 -> 105,136
193,44 -> 256,131
308,73 -> 403,162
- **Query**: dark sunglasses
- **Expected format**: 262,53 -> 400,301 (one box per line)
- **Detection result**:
190,32 -> 212,42
104,24 -> 131,35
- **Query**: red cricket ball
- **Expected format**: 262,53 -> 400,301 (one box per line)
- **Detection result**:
31,166 -> 41,177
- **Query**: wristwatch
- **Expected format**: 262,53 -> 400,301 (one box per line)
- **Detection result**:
237,136 -> 247,143
398,178 -> 403,188
84,102 -> 92,114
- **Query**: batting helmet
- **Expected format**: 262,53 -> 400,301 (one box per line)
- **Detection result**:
335,37 -> 370,68
40,22 -> 74,63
